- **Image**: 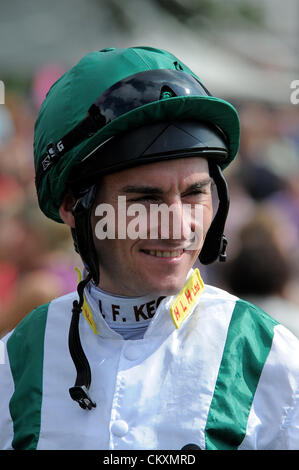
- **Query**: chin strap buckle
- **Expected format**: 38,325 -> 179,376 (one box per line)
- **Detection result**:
69,385 -> 96,410
219,235 -> 228,262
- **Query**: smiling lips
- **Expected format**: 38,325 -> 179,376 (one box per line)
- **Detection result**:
142,249 -> 184,258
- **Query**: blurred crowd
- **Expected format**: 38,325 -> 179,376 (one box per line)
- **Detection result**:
0,67 -> 299,338
203,101 -> 299,338
0,66 -> 80,337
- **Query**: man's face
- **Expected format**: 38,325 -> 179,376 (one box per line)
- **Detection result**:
91,157 -> 213,296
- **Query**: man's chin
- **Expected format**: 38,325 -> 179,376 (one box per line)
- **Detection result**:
146,276 -> 189,297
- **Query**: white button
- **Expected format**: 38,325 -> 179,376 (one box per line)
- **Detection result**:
111,420 -> 129,437
124,345 -> 140,361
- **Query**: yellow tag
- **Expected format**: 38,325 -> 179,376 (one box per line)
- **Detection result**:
170,268 -> 205,329
75,268 -> 98,335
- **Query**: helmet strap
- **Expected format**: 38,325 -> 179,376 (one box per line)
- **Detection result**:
68,272 -> 96,410
68,186 -> 100,410
71,185 -> 100,285
199,162 -> 230,265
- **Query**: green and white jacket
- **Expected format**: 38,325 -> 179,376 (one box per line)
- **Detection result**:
1,269 -> 299,450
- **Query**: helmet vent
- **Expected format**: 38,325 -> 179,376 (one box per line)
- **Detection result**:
160,85 -> 176,100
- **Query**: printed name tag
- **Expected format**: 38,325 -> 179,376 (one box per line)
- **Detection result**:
170,268 -> 205,329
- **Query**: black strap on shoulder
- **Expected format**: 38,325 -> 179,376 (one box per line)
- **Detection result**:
68,272 -> 97,410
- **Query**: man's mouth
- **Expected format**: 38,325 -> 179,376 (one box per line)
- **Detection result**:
141,249 -> 184,258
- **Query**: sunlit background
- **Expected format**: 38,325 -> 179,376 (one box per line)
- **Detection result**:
1,0 -> 299,337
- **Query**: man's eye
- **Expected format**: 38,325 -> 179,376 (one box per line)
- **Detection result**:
189,190 -> 203,195
183,190 -> 204,198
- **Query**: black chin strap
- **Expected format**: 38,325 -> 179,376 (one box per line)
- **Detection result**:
71,185 -> 99,284
68,186 -> 99,411
68,272 -> 97,410
198,163 -> 230,265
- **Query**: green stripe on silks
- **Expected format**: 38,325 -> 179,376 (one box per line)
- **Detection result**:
7,303 -> 49,450
205,299 -> 278,450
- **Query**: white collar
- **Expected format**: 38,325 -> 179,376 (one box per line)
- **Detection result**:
82,268 -> 204,340
86,283 -> 166,339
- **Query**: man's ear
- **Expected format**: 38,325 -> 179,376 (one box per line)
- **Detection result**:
59,191 -> 76,228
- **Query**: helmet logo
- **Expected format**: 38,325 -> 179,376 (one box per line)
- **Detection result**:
41,140 -> 64,171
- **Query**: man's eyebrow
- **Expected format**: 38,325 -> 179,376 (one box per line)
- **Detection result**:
183,178 -> 213,192
120,178 -> 213,195
121,185 -> 164,195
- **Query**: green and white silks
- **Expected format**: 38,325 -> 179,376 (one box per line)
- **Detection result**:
1,272 -> 299,450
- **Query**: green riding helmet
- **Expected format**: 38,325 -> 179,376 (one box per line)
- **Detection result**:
34,46 -> 240,223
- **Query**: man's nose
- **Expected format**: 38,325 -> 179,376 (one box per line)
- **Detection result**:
147,199 -> 193,242
169,200 -> 204,251
165,200 -> 185,241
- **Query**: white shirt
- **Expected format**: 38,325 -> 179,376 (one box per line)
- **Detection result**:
1,269 -> 299,450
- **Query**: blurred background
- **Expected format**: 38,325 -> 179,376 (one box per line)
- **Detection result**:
0,0 -> 299,337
